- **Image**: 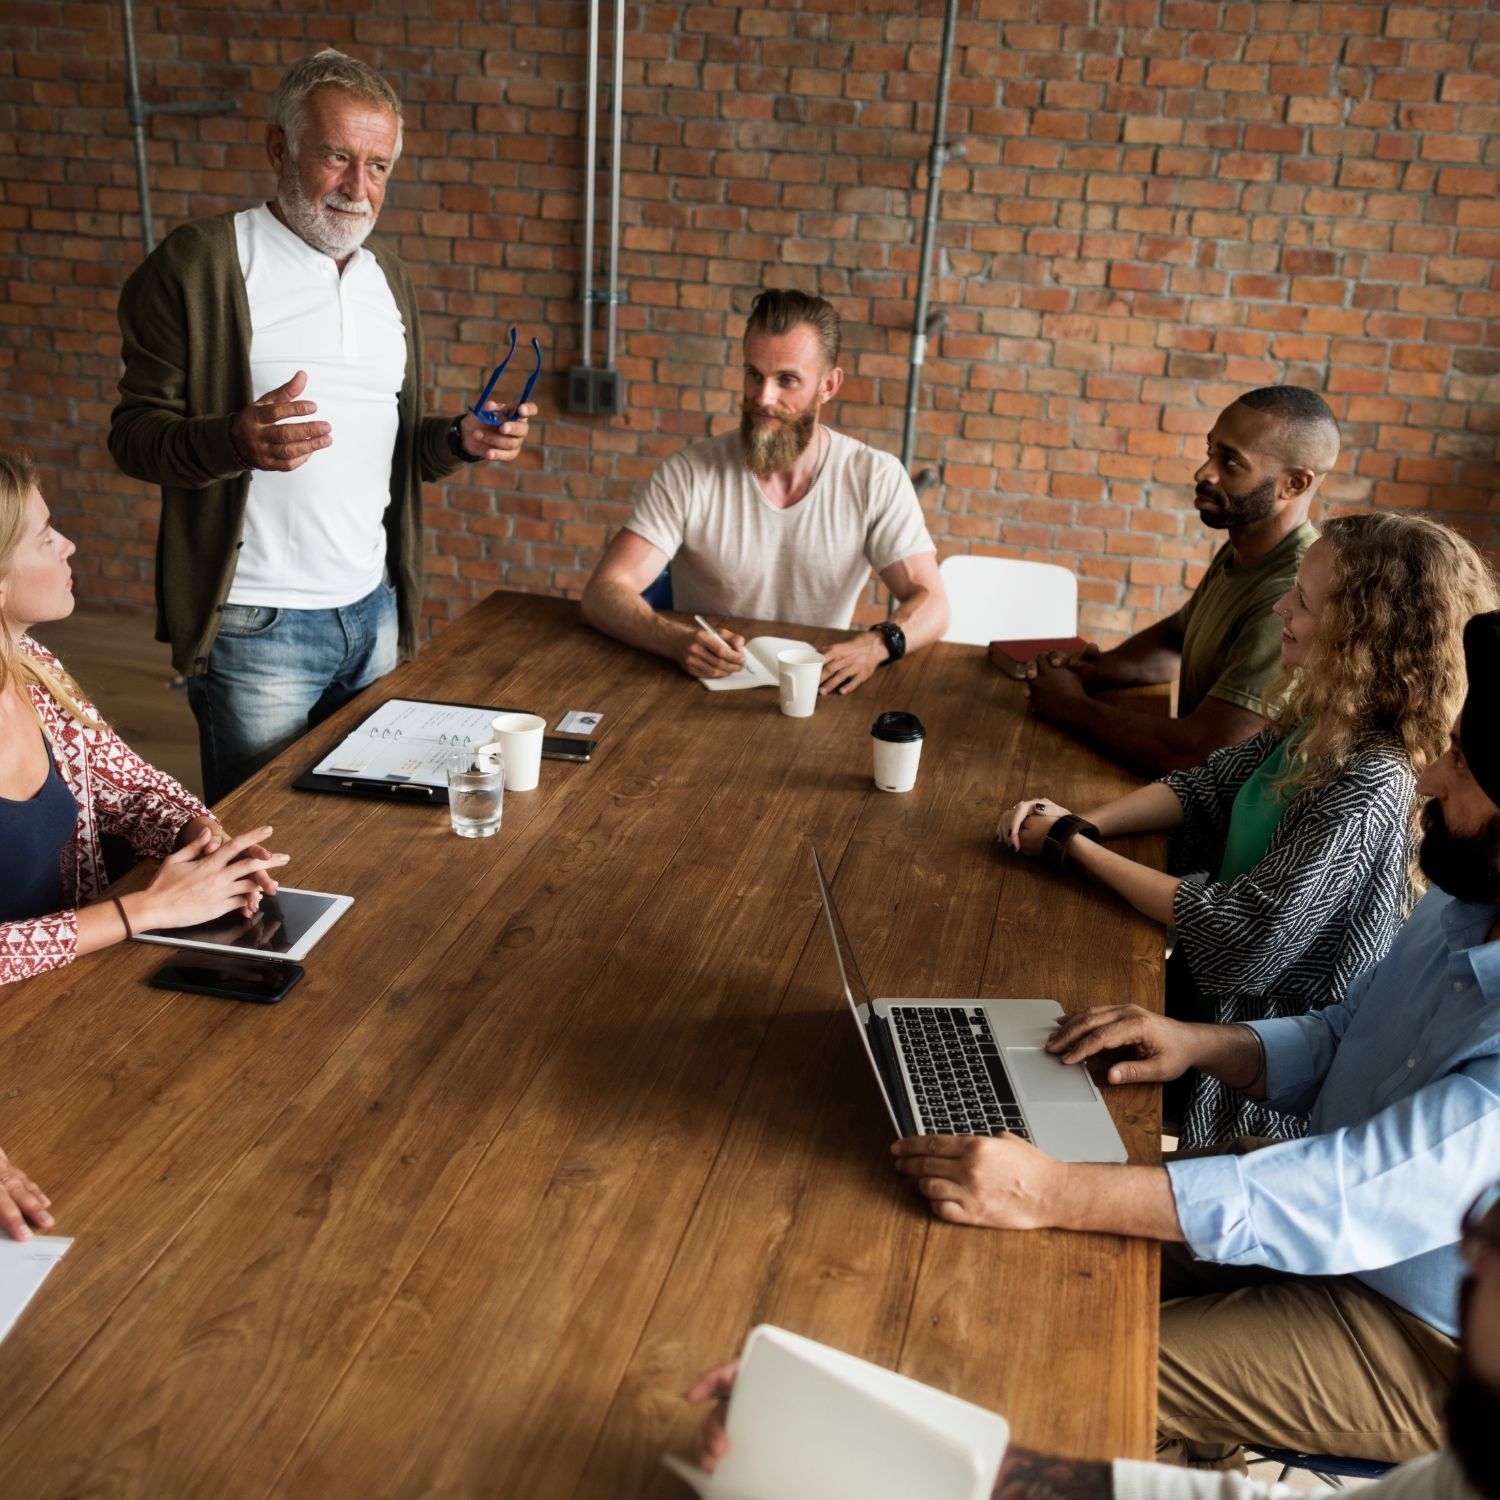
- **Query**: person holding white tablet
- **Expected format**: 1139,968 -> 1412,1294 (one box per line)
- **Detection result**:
681,1181 -> 1500,1500
0,446 -> 289,987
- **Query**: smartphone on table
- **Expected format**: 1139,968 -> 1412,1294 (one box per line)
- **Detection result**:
148,954 -> 305,1005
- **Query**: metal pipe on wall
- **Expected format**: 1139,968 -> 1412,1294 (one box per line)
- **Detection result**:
121,0 -> 155,255
579,0 -> 601,369
900,0 -> 963,477
605,0 -> 625,366
120,0 -> 239,258
569,0 -> 624,415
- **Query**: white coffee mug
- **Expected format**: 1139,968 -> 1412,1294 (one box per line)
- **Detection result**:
488,711 -> 547,791
777,648 -> 824,718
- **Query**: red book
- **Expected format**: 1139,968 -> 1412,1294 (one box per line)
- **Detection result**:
987,636 -> 1089,679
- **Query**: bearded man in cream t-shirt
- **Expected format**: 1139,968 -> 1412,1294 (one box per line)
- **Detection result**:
581,290 -> 949,695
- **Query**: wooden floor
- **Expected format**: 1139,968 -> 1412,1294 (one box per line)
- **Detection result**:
31,608 -> 202,798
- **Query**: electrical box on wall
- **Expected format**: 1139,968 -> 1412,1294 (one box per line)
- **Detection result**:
593,369 -> 622,416
567,366 -> 624,417
568,367 -> 591,413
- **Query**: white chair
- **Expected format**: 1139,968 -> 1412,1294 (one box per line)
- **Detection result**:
938,555 -> 1079,645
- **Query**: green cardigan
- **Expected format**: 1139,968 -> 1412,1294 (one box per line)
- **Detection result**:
108,210 -> 464,677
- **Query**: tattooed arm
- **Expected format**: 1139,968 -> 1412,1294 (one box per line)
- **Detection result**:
997,1444 -> 1309,1500
994,1445 -> 1113,1500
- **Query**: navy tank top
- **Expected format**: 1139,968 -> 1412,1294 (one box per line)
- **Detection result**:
0,738 -> 78,923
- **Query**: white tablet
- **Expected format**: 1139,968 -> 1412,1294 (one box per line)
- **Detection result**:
133,887 -> 354,963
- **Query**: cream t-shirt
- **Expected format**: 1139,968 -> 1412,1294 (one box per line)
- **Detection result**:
623,427 -> 935,629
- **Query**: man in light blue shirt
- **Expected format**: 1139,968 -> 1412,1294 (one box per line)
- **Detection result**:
891,610 -> 1500,1466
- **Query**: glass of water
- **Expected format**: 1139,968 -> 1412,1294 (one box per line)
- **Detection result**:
445,747 -> 504,838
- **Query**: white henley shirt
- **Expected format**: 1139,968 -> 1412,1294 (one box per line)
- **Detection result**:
229,204 -> 408,609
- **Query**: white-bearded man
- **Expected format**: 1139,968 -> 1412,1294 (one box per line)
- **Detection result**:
110,49 -> 536,802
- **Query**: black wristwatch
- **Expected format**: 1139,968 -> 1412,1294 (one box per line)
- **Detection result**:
869,620 -> 906,665
446,414 -> 482,464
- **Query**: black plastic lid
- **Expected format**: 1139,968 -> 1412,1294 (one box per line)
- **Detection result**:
871,711 -> 925,743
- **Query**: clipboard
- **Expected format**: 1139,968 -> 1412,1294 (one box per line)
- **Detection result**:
293,697 -> 597,803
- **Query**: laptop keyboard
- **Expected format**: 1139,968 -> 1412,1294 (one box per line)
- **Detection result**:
891,1006 -> 1031,1139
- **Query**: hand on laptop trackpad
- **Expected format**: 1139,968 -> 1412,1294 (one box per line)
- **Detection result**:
1004,1046 -> 1099,1105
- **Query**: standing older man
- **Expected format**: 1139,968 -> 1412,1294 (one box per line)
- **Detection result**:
109,50 -> 535,803
580,289 -> 948,695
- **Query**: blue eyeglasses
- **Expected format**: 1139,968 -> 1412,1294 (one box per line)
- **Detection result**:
471,327 -> 543,426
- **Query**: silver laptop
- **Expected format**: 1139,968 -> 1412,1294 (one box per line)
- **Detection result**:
812,847 -> 1128,1163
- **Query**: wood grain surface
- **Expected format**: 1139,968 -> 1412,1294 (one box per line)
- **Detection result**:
0,592 -> 1164,1497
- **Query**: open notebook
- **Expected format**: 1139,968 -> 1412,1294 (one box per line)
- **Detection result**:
702,636 -> 809,691
663,1325 -> 1010,1500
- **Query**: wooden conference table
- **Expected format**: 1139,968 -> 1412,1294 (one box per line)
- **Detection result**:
0,591 -> 1164,1498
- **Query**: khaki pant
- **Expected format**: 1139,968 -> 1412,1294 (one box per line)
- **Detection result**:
1158,1137 -> 1459,1468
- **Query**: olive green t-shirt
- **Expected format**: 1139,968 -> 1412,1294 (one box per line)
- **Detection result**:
1171,522 -> 1317,719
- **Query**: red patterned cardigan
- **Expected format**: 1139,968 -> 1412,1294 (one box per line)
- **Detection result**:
0,636 -> 207,985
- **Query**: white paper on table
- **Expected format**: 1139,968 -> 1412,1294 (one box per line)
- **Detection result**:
662,1324 -> 1008,1500
312,699 -> 499,788
0,1236 -> 71,1343
700,637 -> 809,691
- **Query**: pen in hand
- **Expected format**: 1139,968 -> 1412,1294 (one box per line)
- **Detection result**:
693,614 -> 745,666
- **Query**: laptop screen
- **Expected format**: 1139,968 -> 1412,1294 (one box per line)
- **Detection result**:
810,846 -> 904,1135
810,846 -> 873,1011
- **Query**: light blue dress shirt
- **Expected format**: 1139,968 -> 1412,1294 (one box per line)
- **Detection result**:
1165,888 -> 1500,1336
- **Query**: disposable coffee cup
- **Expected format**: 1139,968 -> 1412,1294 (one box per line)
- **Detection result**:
871,711 -> 926,793
488,711 -> 546,791
777,648 -> 824,718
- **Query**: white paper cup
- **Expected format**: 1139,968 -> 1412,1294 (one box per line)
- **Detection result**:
777,648 -> 824,718
871,712 -> 926,793
488,712 -> 546,791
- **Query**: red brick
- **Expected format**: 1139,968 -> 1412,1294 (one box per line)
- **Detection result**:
3,0 -> 1492,641
1437,167 -> 1500,195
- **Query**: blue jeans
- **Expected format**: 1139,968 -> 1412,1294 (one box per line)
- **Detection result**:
187,575 -> 399,804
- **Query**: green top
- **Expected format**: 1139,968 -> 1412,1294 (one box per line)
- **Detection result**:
1171,522 -> 1317,719
1217,735 -> 1297,882
108,211 -> 464,678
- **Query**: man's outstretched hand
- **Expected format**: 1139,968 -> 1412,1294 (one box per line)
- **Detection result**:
229,371 -> 331,472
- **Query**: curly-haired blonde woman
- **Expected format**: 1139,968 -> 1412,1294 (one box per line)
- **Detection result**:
0,446 -> 288,988
999,512 -> 1499,1146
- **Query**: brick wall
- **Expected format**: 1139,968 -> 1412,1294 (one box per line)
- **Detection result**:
2,0 -> 1498,645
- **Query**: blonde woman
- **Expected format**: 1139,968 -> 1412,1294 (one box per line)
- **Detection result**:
1000,512 -> 1499,1146
0,447 -> 288,987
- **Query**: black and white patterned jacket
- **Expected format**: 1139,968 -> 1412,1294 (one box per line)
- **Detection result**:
1163,726 -> 1417,1147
